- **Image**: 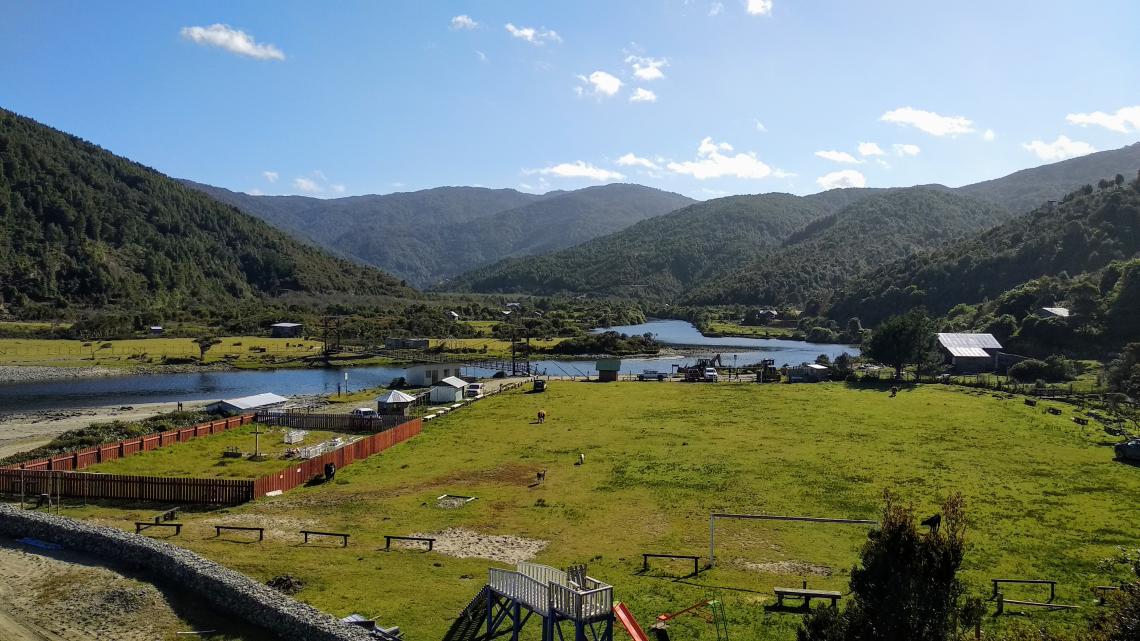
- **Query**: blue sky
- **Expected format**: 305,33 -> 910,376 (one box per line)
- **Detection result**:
2,1 -> 1139,200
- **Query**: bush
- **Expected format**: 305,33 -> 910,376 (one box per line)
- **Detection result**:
1008,355 -> 1075,383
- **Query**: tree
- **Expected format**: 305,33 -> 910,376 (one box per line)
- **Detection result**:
194,336 -> 221,361
864,309 -> 937,378
1106,343 -> 1140,397
798,492 -> 968,641
1090,548 -> 1140,641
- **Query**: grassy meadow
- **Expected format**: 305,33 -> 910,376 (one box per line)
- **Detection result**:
82,424 -> 349,479
58,382 -> 1139,641
0,336 -> 326,368
705,321 -> 798,339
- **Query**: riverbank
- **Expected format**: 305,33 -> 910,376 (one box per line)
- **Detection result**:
0,401 -> 212,460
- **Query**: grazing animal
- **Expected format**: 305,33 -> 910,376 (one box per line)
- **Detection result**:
920,513 -> 941,533
890,386 -> 899,397
576,453 -> 585,466
537,409 -> 546,424
536,469 -> 546,484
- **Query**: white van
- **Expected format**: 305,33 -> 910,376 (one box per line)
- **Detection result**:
466,383 -> 485,398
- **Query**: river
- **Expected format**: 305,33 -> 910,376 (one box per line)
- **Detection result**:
0,320 -> 857,412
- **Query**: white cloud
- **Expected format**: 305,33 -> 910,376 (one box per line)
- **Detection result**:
857,142 -> 885,157
616,153 -> 660,170
982,129 -> 996,142
1065,105 -> 1140,133
746,0 -> 774,16
311,169 -> 327,181
893,143 -> 921,156
293,177 -> 321,193
880,107 -> 975,136
1022,135 -> 1096,161
626,56 -> 667,81
527,161 -> 624,182
709,2 -> 724,16
248,188 -> 264,196
772,168 -> 797,179
875,159 -> 892,169
815,150 -> 862,164
451,15 -> 478,30
180,24 -> 285,60
816,170 -> 866,190
505,23 -> 561,45
577,71 -> 623,97
630,87 -> 657,103
754,120 -> 767,132
476,50 -> 488,62
330,184 -> 346,194
666,137 -> 772,180
262,170 -> 279,183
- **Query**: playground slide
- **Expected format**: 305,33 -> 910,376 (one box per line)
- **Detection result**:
613,602 -> 650,641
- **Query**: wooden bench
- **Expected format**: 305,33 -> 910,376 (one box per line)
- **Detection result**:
214,525 -> 265,541
1073,417 -> 1089,425
642,553 -> 702,576
385,535 -> 435,551
991,578 -> 1057,602
994,593 -> 1079,614
136,521 -> 181,536
301,530 -> 349,547
774,587 -> 841,609
1024,398 -> 1038,407
1094,585 -> 1120,605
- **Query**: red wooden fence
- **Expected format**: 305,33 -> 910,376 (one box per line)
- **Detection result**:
252,419 -> 422,498
0,417 -> 422,505
1,414 -> 256,472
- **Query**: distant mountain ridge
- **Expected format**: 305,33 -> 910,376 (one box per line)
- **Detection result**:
0,109 -> 412,313
443,143 -> 1140,303
186,181 -> 694,288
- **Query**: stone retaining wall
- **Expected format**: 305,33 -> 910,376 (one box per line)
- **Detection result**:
0,504 -> 375,641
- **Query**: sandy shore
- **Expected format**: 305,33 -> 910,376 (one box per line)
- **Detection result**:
0,401 -> 211,461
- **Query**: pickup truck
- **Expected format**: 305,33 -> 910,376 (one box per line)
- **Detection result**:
703,367 -> 719,382
351,407 -> 378,418
466,383 -> 485,398
638,369 -> 667,381
1117,439 -> 1140,462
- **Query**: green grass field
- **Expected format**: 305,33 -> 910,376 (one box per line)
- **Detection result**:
0,336 -> 326,368
61,382 -> 1139,641
83,424 -> 347,478
706,321 -> 798,339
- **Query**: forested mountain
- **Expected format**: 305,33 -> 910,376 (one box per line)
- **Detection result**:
187,182 -> 693,288
441,192 -> 855,298
0,109 -> 412,315
958,142 -> 1140,214
683,188 -> 1010,306
828,173 -> 1140,330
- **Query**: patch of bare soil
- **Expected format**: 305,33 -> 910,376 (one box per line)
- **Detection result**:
206,513 -> 322,541
737,558 -> 833,577
403,527 -> 548,564
0,542 -> 183,641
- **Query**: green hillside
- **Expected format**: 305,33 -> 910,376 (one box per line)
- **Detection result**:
0,109 -> 413,315
683,188 -> 1010,306
189,182 -> 693,288
441,192 -> 844,299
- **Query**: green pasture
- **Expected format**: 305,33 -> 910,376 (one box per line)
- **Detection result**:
0,336 -> 325,367
60,382 -> 1139,641
82,424 -> 346,479
705,321 -> 798,339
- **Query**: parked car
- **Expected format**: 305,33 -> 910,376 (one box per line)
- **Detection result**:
1116,439 -> 1140,462
638,369 -> 667,381
704,367 -> 719,382
466,383 -> 485,398
351,407 -> 378,418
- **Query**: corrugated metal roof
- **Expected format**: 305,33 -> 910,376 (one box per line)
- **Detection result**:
945,346 -> 990,358
218,393 -> 288,410
936,333 -> 1002,351
376,390 -> 416,404
1041,307 -> 1070,317
434,376 -> 467,388
271,322 -> 302,328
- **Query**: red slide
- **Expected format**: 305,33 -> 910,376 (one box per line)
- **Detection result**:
613,602 -> 650,641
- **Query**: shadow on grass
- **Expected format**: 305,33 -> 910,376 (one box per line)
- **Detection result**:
842,379 -> 919,394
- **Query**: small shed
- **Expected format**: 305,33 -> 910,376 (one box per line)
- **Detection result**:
788,363 -> 829,383
430,376 -> 467,404
596,358 -> 622,383
206,392 -> 288,416
377,389 -> 417,416
1040,306 -> 1070,318
385,337 -> 430,350
406,363 -> 465,387
271,322 -> 303,338
447,311 -> 460,321
936,333 -> 1002,373
148,326 -> 164,336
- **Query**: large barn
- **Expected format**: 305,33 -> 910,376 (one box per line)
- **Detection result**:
936,333 -> 1003,373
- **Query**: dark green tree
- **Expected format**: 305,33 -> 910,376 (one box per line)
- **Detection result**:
797,492 -> 968,641
194,336 -> 222,361
864,309 -> 937,378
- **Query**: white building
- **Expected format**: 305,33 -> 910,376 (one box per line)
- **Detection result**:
207,392 -> 289,415
936,333 -> 1003,372
429,376 -> 467,404
405,363 -> 465,387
